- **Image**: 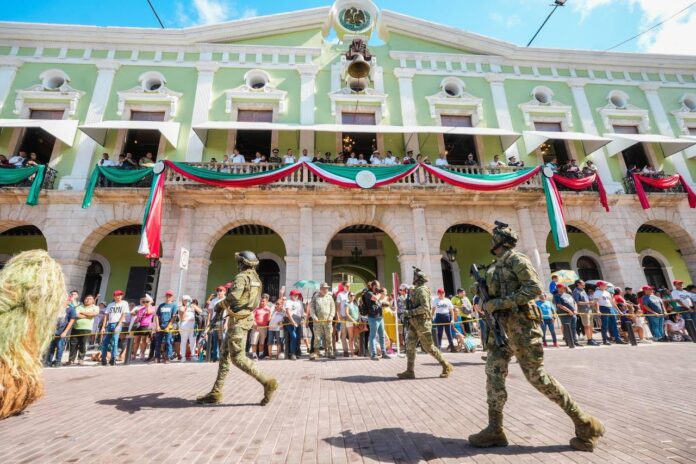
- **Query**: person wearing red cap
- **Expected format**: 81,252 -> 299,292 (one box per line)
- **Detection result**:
669,280 -> 694,324
99,290 -> 128,366
591,282 -> 625,345
641,286 -> 666,341
432,288 -> 456,352
152,291 -> 177,363
553,284 -> 580,347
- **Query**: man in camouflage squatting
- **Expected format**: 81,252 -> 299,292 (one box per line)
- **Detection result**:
197,251 -> 279,406
397,268 -> 453,379
468,222 -> 604,452
309,282 -> 336,360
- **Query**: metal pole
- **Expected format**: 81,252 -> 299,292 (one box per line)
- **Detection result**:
526,5 -> 560,47
123,336 -> 133,365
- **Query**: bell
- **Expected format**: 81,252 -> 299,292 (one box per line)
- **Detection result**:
347,54 -> 371,79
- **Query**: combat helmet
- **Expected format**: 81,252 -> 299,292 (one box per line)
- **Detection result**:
412,266 -> 428,286
236,251 -> 259,269
490,220 -> 518,253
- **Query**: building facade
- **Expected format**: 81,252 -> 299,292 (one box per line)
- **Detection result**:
2,0 -> 696,301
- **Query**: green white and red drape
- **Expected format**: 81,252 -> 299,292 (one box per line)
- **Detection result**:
305,162 -> 418,188
632,173 -> 696,210
422,164 -> 541,190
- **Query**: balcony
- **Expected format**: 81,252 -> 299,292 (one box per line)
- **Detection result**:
0,166 -> 58,190
163,163 -> 544,190
622,175 -> 686,194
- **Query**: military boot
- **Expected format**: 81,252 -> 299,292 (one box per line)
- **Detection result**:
260,378 -> 279,406
196,391 -> 222,405
468,410 -> 508,448
440,361 -> 454,378
569,416 -> 605,452
397,355 -> 416,379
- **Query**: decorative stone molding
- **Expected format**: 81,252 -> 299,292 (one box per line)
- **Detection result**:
329,87 -> 387,118
570,249 -> 604,279
224,80 -> 288,115
597,101 -> 651,133
425,77 -> 483,121
518,86 -> 573,129
393,68 -> 417,79
672,93 -> 696,135
117,72 -> 182,118
14,71 -> 85,117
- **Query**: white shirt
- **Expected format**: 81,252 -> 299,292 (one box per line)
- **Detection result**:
98,159 -> 115,167
432,297 -> 454,316
435,158 -> 448,166
252,157 -> 263,164
383,156 -> 397,166
231,154 -> 245,164
105,301 -> 129,324
284,299 -> 304,321
9,155 -> 24,167
283,155 -> 296,164
666,319 -> 685,332
370,157 -> 382,165
299,155 -> 313,163
671,289 -> 693,308
489,160 -> 504,168
269,311 -> 285,330
591,289 -> 613,308
336,291 -> 349,317
346,157 -> 358,166
179,303 -> 196,329
357,159 -> 367,165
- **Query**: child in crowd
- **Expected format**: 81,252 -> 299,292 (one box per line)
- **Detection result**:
268,300 -> 286,360
536,293 -> 558,347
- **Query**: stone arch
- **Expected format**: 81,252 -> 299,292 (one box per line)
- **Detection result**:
426,209 -> 499,253
257,251 -> 286,291
74,219 -> 148,265
638,218 -> 696,256
570,249 -> 604,280
638,249 -> 674,288
550,206 -> 619,256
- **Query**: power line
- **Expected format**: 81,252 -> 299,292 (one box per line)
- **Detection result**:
605,1 -> 696,51
146,0 -> 165,29
526,1 -> 568,47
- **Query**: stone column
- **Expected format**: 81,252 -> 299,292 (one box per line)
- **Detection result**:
600,252 -> 644,289
156,205 -> 195,302
398,254 -> 417,287
60,60 -> 121,190
516,207 -> 549,284
375,255 -> 385,284
186,62 -> 220,162
284,256 -> 299,292
0,57 -> 21,115
410,202 -> 443,289
567,78 -> 622,193
298,203 -> 314,281
394,68 -> 420,154
486,73 -> 519,159
641,82 -> 694,183
297,64 -> 319,154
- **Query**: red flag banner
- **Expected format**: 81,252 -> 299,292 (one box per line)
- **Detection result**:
632,174 -> 696,210
552,173 -> 610,212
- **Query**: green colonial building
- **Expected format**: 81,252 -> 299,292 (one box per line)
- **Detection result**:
2,0 -> 696,301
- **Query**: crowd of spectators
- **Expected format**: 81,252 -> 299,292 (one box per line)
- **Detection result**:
544,156 -> 599,179
0,150 -> 43,169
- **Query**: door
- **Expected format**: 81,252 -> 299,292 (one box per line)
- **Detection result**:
342,112 -> 376,156
441,258 -> 454,297
124,111 -> 166,162
18,109 -> 64,164
236,110 -> 273,159
534,122 -> 570,165
441,115 -> 477,165
257,259 -> 280,298
82,260 -> 104,298
642,256 -> 668,290
614,125 -> 650,170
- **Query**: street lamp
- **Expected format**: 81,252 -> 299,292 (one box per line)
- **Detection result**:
526,0 -> 567,47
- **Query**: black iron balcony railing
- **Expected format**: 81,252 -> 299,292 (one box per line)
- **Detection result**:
623,175 -> 686,194
0,166 -> 57,190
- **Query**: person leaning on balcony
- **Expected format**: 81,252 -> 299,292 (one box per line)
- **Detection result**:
383,151 -> 398,165
346,152 -> 358,166
269,148 -> 281,163
283,149 -> 295,164
231,149 -> 245,164
298,149 -> 312,163
8,150 -> 27,167
25,152 -> 39,167
544,157 -> 558,173
252,152 -> 264,164
139,152 -> 155,168
507,156 -> 524,167
582,160 -> 597,177
402,150 -> 416,164
122,153 -> 138,170
0,154 -> 10,168
370,151 -> 382,165
463,153 -> 477,166
435,153 -> 448,167
357,153 -> 367,165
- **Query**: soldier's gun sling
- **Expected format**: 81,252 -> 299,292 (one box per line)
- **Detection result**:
470,264 -> 508,348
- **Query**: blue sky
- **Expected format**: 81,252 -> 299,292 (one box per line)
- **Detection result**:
1,0 -> 695,55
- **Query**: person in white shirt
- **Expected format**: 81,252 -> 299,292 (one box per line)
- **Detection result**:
178,295 -> 201,362
268,300 -> 287,359
284,290 -> 304,360
370,152 -> 382,165
283,149 -> 296,164
231,149 -> 245,164
299,149 -> 313,163
357,154 -> 368,165
100,290 -> 129,366
435,153 -> 449,167
206,285 -> 227,362
345,152 -> 358,166
488,154 -> 505,169
8,151 -> 27,167
670,280 -> 694,321
383,151 -> 398,165
591,281 -> 625,345
252,152 -> 264,163
335,282 -> 351,356
98,153 -> 115,167
432,288 -> 456,352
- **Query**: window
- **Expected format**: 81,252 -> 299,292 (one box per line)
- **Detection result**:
441,115 -> 476,165
442,79 -> 464,98
576,256 -> 602,281
244,70 -> 270,90
532,86 -> 553,105
29,109 -> 64,120
140,72 -> 165,92
688,127 -> 696,136
124,111 -> 166,161
613,125 -> 650,170
40,69 -> 70,91
683,94 -> 696,112
342,112 -> 376,125
341,113 -> 376,155
237,110 -> 273,122
441,115 -> 472,127
534,122 -> 570,164
18,109 -> 64,164
236,110 -> 273,159
131,111 -> 165,122
608,90 -> 629,109
642,256 -> 668,290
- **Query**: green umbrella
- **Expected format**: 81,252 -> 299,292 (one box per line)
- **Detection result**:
293,279 -> 321,290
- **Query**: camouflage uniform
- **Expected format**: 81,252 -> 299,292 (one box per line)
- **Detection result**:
310,291 -> 336,359
397,269 -> 453,379
468,223 -> 604,452
197,252 -> 278,406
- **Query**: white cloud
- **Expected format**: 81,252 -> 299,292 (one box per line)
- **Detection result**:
489,12 -> 521,29
174,0 -> 257,26
572,0 -> 696,54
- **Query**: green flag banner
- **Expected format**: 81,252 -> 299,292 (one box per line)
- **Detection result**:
0,165 -> 47,205
82,166 -> 154,208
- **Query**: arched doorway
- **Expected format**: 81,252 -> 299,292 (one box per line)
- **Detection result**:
635,223 -> 690,287
0,225 -> 47,270
642,255 -> 669,289
575,256 -> 602,281
325,225 -> 400,293
207,224 -> 286,298
439,224 -> 492,295
547,225 -> 604,279
83,225 -> 154,303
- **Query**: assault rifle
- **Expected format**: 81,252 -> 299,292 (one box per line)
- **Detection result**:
470,264 -> 508,348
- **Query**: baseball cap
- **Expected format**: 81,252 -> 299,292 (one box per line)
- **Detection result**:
456,288 -> 464,293
113,290 -> 124,296
556,283 -> 566,289
673,280 -> 684,285
216,285 -> 226,291
596,281 -> 607,287
641,285 -> 654,292
437,288 -> 445,293
165,290 -> 174,296
290,289 -> 300,296
182,294 -> 192,301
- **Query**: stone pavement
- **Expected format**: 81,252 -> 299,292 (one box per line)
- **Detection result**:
1,343 -> 695,464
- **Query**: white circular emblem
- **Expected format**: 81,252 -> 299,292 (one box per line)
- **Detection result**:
153,161 -> 166,174
542,167 -> 555,178
355,170 -> 377,189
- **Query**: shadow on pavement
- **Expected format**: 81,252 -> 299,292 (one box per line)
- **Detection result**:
97,393 -> 257,414
323,428 -> 570,463
322,375 -> 401,383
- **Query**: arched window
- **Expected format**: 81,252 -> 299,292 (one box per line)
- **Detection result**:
441,258 -> 454,297
82,260 -> 104,298
257,259 -> 280,298
642,256 -> 668,290
576,256 -> 602,282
